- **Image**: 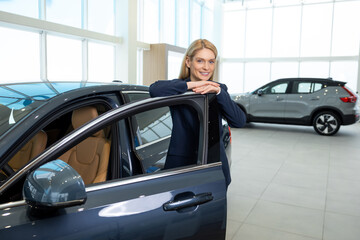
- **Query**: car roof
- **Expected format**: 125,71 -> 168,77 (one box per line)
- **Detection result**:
0,81 -> 149,101
0,81 -> 149,144
275,77 -> 345,85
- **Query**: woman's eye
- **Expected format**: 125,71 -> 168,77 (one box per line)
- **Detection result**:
197,59 -> 203,63
209,60 -> 215,64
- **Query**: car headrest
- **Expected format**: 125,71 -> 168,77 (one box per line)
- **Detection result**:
72,106 -> 102,137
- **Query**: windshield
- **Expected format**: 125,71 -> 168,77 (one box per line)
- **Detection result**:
0,97 -> 44,136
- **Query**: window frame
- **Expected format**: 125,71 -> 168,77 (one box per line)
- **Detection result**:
0,92 -> 210,197
292,80 -> 325,94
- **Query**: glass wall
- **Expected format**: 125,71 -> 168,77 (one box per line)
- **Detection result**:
222,0 -> 360,93
3,0 -> 358,91
0,27 -> 40,83
0,0 -> 216,84
140,0 -> 216,49
0,0 -> 118,83
0,0 -> 38,18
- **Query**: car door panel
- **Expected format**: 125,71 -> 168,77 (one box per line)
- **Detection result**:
284,94 -> 315,119
284,81 -> 326,121
0,94 -> 227,239
0,165 -> 225,239
249,94 -> 287,119
248,81 -> 290,121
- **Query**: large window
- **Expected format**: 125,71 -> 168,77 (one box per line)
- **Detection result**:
88,42 -> 115,82
168,51 -> 184,79
331,1 -> 360,56
222,0 -> 360,94
0,0 -> 119,83
88,0 -> 114,35
140,0 -> 216,49
299,62 -> 330,78
245,8 -> 272,58
330,61 -> 359,91
191,1 -> 202,42
272,6 -> 301,58
221,62 -> 245,93
300,3 -> 333,57
244,62 -> 271,92
271,62 -> 299,81
0,0 -> 38,18
142,0 -> 159,43
0,27 -> 40,82
47,35 -> 82,81
177,0 -> 190,48
46,0 -> 82,28
161,0 -> 176,45
222,11 -> 245,58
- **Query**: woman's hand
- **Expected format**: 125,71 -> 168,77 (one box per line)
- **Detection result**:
187,81 -> 221,94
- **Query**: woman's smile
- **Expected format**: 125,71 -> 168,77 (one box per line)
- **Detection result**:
186,48 -> 216,82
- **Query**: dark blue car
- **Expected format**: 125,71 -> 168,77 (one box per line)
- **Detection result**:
0,81 -> 228,239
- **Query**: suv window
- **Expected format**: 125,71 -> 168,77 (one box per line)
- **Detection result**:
262,82 -> 288,94
294,82 -> 323,93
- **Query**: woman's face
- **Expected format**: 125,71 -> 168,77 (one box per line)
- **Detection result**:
186,48 -> 216,82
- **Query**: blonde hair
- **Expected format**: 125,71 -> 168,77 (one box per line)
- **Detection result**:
178,39 -> 218,81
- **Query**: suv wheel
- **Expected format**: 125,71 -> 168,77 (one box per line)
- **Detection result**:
313,111 -> 340,136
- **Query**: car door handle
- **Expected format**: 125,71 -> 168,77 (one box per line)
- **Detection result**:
310,97 -> 319,101
163,192 -> 213,211
276,98 -> 284,101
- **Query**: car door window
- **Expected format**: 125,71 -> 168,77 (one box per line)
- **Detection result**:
313,83 -> 323,92
295,82 -> 324,93
263,83 -> 288,94
132,107 -> 172,147
131,104 -> 200,173
297,82 -> 312,93
0,103 -> 113,194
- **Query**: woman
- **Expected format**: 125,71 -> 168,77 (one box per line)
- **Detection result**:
149,39 -> 246,187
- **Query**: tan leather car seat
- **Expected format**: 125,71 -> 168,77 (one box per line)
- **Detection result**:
8,130 -> 48,171
59,106 -> 111,185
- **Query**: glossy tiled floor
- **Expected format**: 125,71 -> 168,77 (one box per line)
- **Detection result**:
226,122 -> 360,240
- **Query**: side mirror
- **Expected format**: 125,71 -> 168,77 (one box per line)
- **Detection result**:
23,159 -> 87,209
257,90 -> 264,96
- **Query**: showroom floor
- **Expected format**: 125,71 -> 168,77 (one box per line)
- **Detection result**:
226,122 -> 360,240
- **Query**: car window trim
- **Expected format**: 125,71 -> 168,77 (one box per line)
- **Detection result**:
121,91 -> 150,94
0,200 -> 26,210
86,162 -> 222,193
135,135 -> 171,150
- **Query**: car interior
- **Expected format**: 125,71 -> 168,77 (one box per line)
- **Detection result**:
0,103 -> 113,201
58,106 -> 111,185
8,130 -> 48,171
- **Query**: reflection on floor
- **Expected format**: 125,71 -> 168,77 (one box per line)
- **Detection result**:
226,122 -> 360,240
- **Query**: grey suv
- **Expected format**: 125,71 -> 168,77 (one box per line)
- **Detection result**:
231,78 -> 359,136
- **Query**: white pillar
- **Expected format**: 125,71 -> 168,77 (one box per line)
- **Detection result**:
115,0 -> 138,84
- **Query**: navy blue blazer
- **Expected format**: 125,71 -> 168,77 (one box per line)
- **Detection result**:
149,78 -> 246,187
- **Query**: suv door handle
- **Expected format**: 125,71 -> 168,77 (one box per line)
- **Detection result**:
310,97 -> 319,101
163,192 -> 213,211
